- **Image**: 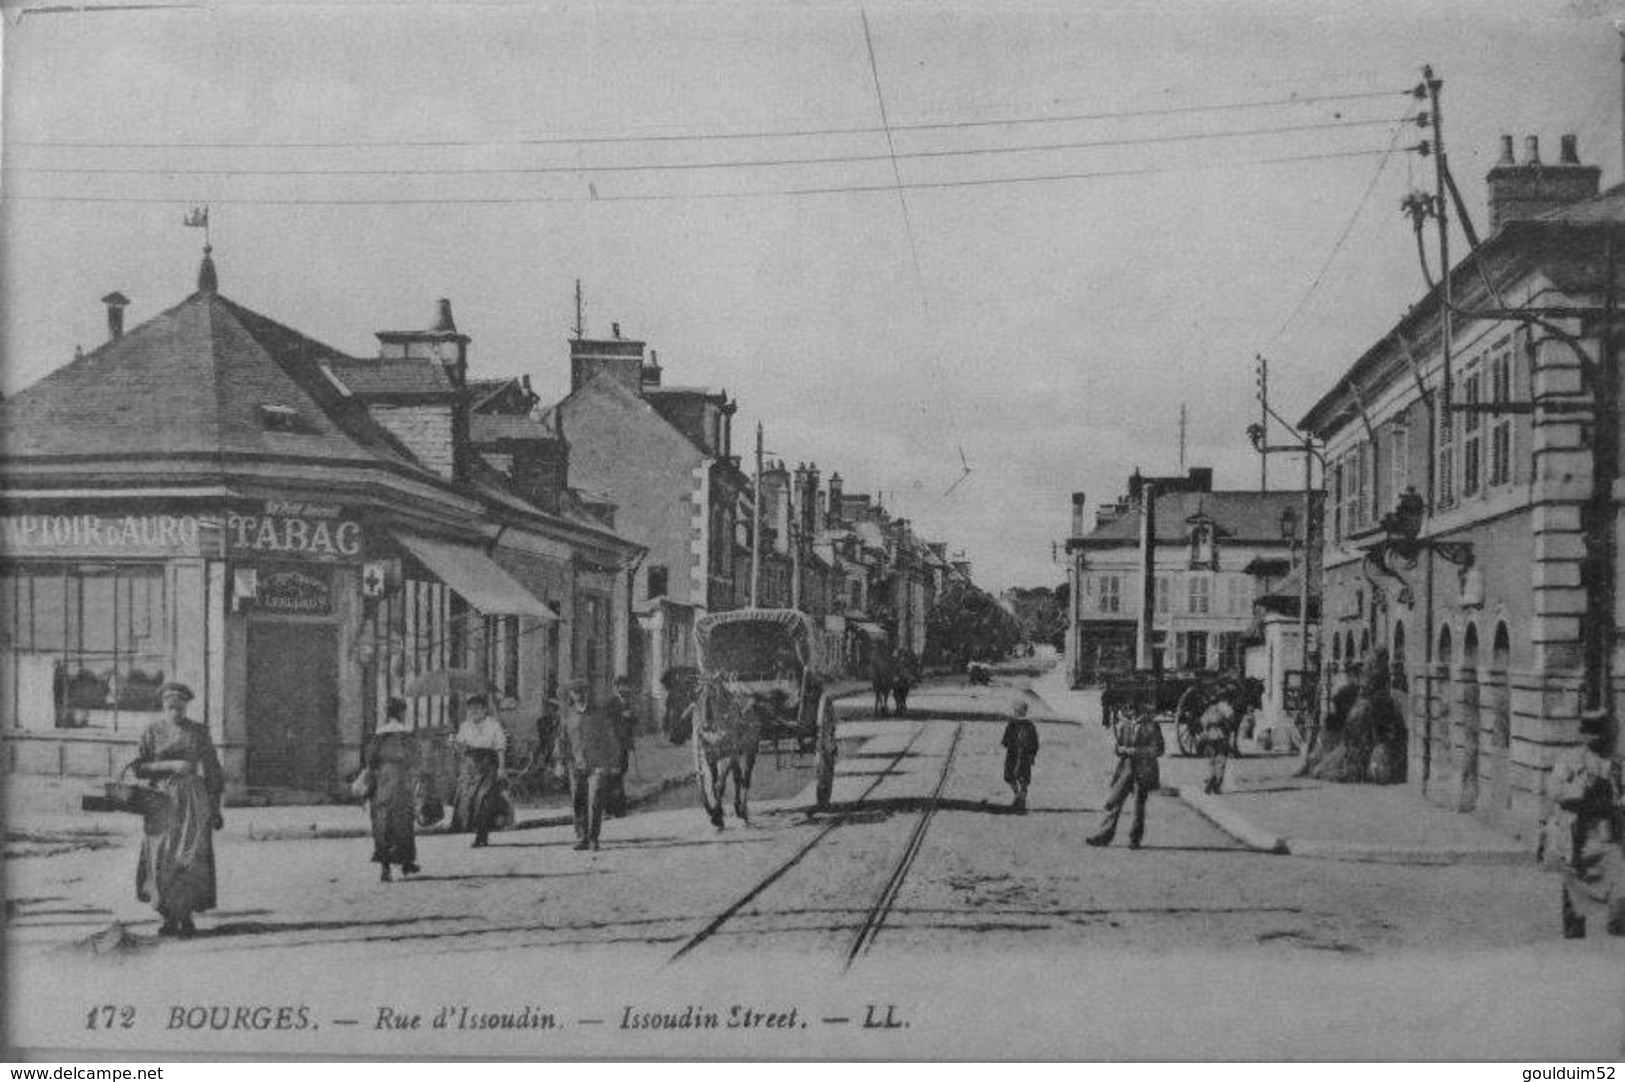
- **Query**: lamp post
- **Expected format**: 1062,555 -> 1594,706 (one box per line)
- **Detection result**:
1248,415 -> 1323,747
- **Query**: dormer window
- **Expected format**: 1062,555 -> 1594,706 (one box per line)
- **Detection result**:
260,404 -> 310,433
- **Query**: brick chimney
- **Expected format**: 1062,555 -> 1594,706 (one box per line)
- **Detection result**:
101,292 -> 129,341
1071,492 -> 1086,537
1486,133 -> 1601,235
640,349 -> 663,390
826,471 -> 843,527
570,325 -> 646,395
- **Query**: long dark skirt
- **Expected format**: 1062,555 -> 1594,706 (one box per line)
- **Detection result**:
136,774 -> 217,920
370,767 -> 417,867
452,749 -> 502,836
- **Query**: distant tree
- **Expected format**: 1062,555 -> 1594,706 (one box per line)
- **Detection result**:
927,583 -> 1023,667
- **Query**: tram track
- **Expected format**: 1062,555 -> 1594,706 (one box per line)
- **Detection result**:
668,718 -> 964,967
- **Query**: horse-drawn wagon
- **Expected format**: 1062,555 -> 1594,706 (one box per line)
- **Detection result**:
689,608 -> 851,827
1100,669 -> 1261,756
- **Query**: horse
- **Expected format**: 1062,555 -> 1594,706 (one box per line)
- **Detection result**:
692,678 -> 760,831
891,649 -> 919,717
870,651 -> 894,717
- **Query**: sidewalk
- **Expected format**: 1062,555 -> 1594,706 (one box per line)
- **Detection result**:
1029,662 -> 1533,865
4,734 -> 699,850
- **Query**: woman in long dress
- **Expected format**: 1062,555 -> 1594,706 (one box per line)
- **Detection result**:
451,693 -> 506,848
367,697 -> 421,881
134,682 -> 224,937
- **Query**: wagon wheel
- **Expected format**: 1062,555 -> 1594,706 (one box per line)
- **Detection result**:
813,694 -> 838,809
1174,686 -> 1203,758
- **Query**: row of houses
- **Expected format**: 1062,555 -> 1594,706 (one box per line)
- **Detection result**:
1066,131 -> 1622,832
0,252 -> 969,802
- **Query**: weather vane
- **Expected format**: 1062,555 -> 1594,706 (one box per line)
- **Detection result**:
184,205 -> 211,247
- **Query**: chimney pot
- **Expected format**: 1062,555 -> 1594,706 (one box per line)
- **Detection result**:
1497,134 -> 1515,165
612,322 -> 621,339
101,291 -> 130,341
432,298 -> 457,333
1523,135 -> 1540,165
1560,134 -> 1579,164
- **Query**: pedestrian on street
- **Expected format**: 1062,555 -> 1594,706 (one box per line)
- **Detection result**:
1086,703 -> 1165,849
366,697 -> 421,882
603,675 -> 638,818
1543,708 -> 1624,938
134,682 -> 224,938
871,650 -> 894,717
451,693 -> 507,848
1197,682 -> 1238,795
1000,699 -> 1040,812
554,679 -> 624,851
1301,668 -> 1360,779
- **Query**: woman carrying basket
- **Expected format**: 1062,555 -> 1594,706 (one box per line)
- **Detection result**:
133,682 -> 223,938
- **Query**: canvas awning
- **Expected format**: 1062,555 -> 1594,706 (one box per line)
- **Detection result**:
393,531 -> 557,620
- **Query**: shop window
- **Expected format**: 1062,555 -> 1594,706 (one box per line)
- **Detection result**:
2,565 -> 170,733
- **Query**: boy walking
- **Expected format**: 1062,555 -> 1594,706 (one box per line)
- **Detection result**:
1001,700 -> 1040,813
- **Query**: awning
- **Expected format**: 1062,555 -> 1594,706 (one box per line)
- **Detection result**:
393,531 -> 557,620
851,621 -> 888,642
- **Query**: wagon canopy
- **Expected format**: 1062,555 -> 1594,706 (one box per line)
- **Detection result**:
694,608 -> 842,680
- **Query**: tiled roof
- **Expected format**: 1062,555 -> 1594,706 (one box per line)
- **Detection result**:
470,413 -> 551,443
0,291 -> 422,472
326,357 -> 452,396
1078,490 -> 1304,545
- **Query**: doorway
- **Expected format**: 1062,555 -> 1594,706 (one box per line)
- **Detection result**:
246,621 -> 338,791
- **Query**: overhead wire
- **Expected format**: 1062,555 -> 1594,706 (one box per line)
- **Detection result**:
6,89 -> 1409,150
1264,118 -> 1412,350
1,117 -> 1404,178
0,145 -> 1415,206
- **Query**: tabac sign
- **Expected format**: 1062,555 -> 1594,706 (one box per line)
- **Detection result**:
0,500 -> 365,562
226,501 -> 363,562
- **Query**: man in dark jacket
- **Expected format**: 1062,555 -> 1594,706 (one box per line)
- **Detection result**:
1086,705 -> 1165,849
602,676 -> 638,817
554,680 -> 623,851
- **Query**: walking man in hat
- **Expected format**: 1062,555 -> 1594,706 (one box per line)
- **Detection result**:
554,679 -> 623,851
1547,708 -> 1624,938
1086,702 -> 1164,849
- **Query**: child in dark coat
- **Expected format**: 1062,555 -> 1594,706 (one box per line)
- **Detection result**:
1001,700 -> 1040,812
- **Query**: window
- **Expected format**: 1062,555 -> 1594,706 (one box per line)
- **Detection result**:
1462,368 -> 1482,497
1180,631 -> 1209,670
1437,392 -> 1456,509
1390,420 -> 1410,504
1187,575 -> 1210,615
484,615 -> 520,700
646,565 -> 669,600
1217,631 -> 1245,672
1341,443 -> 1369,533
2,565 -> 171,732
1489,344 -> 1514,486
1332,463 -> 1344,540
1099,575 -> 1122,614
1227,575 -> 1251,614
1155,575 -> 1169,614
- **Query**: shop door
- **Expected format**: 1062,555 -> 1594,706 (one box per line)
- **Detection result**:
247,622 -> 338,790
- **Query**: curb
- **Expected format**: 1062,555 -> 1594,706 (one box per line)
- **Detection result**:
1176,788 -> 1289,854
1283,838 -> 1532,865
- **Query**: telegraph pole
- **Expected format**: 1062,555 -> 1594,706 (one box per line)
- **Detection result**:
751,423 -> 763,607
1136,481 -> 1157,671
1257,357 -> 1269,490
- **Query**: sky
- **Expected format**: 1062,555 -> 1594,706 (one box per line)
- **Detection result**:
3,0 -> 1622,592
